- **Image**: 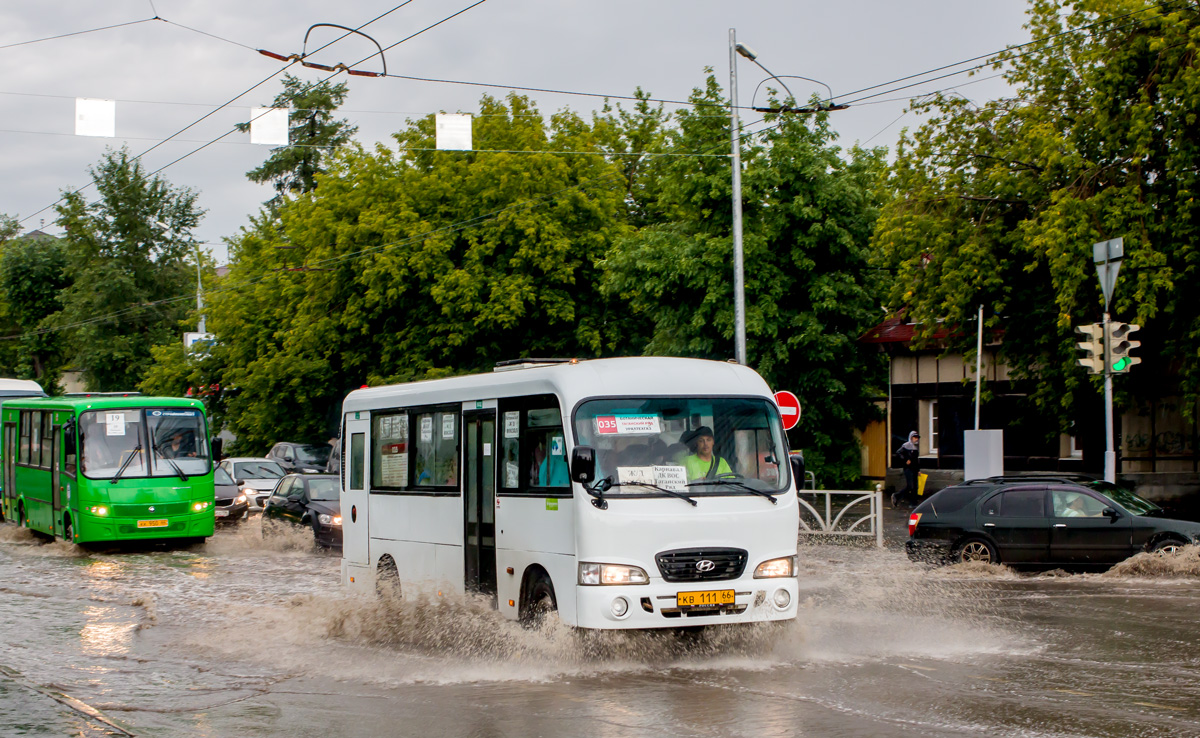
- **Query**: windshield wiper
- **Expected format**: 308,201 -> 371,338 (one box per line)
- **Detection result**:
110,444 -> 143,484
593,476 -> 698,506
687,478 -> 778,505
151,442 -> 189,481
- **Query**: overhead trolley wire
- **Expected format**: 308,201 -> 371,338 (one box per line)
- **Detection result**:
16,1 -> 418,227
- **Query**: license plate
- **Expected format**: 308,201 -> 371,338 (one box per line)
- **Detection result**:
676,589 -> 735,608
137,519 -> 169,528
215,509 -> 228,517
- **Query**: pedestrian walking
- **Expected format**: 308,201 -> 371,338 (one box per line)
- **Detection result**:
894,431 -> 920,508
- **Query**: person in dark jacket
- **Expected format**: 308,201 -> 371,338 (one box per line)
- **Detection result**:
894,431 -> 920,508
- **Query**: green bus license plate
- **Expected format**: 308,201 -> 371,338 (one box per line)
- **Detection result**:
137,519 -> 168,528
676,589 -> 735,608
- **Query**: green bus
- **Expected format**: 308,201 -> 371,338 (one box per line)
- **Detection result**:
2,396 -> 216,545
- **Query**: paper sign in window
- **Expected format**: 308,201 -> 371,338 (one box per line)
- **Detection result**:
105,412 -> 126,436
442,414 -> 456,439
595,415 -> 662,435
504,411 -> 520,439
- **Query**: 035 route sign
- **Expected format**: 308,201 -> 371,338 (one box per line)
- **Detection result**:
774,391 -> 801,431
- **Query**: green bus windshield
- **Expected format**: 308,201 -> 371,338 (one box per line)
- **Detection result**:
80,407 -> 211,480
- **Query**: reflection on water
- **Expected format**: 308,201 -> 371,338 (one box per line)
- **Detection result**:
80,605 -> 135,658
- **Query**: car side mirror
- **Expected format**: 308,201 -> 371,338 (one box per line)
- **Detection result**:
1103,507 -> 1122,520
235,479 -> 245,486
570,446 -> 595,485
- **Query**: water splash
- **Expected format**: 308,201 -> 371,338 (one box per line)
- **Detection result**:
1105,544 -> 1200,578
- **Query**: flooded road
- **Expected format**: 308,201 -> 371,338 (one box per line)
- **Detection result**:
2,520 -> 1199,737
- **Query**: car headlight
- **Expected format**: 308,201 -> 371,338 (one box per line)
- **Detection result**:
578,562 -> 649,585
318,514 -> 342,526
754,555 -> 797,578
235,494 -> 247,504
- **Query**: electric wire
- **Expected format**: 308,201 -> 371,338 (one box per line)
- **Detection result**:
15,2 -> 418,227
2,4 -> 1180,339
0,17 -> 157,51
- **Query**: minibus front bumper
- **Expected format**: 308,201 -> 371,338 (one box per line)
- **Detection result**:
574,577 -> 798,629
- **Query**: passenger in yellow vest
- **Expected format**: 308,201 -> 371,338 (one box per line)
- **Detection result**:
681,426 -> 732,481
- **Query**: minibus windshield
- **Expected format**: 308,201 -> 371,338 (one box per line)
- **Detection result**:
574,397 -> 788,497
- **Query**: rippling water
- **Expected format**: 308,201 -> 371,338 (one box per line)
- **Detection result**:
2,521 -> 1198,737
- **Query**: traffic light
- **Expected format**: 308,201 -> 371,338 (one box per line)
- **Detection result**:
1108,322 -> 1141,373
1075,324 -> 1105,375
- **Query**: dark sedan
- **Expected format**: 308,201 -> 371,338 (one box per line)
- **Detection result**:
267,442 -> 332,475
907,477 -> 1200,568
261,474 -> 342,548
213,466 -> 249,524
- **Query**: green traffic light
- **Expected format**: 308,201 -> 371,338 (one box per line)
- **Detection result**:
1113,357 -> 1131,371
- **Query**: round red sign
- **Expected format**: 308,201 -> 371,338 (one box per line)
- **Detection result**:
774,390 -> 802,431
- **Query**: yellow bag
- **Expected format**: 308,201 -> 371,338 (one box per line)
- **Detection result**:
917,472 -> 928,496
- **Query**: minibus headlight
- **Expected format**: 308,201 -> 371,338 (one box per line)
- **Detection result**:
579,562 -> 649,585
754,555 -> 797,578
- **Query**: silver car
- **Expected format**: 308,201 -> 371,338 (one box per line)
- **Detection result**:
216,458 -> 286,513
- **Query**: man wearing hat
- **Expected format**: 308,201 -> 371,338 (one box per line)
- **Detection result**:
681,425 -> 732,481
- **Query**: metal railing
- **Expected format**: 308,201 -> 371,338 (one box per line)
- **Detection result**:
796,483 -> 884,548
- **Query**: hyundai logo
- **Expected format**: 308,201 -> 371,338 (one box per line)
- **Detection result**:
696,560 -> 716,572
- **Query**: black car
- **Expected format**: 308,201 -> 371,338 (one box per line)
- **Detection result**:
266,442 -> 332,475
213,466 -> 249,524
907,476 -> 1200,568
261,474 -> 342,548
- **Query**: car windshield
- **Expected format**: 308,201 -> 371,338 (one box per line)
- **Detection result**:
573,397 -> 788,496
1087,481 -> 1162,515
307,478 -> 339,501
214,467 -> 234,485
295,445 -> 331,465
80,408 -> 210,479
234,461 -> 285,479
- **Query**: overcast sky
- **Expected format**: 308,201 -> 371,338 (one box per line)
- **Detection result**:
1,1 -> 1031,264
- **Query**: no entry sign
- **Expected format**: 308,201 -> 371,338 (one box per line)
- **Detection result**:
774,390 -> 801,431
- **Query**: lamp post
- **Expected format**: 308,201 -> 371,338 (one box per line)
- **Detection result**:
729,30 -> 844,366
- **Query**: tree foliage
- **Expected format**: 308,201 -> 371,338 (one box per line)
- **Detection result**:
873,0 -> 1200,426
55,148 -> 203,391
603,77 -> 888,485
234,74 -> 358,209
146,94 -> 632,452
0,231 -> 72,388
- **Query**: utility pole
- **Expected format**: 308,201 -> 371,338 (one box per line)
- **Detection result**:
195,242 -> 205,334
729,28 -> 746,366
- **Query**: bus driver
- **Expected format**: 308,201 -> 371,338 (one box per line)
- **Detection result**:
681,426 -> 732,481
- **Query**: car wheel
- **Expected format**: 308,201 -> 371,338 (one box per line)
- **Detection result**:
955,538 -> 999,564
1151,538 -> 1186,555
520,571 -> 557,627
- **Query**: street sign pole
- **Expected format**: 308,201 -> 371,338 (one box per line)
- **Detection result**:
1103,311 -> 1115,483
1094,237 -> 1123,485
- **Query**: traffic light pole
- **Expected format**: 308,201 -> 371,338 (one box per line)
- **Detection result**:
1104,311 -> 1115,483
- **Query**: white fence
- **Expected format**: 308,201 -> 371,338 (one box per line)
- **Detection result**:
796,484 -> 884,548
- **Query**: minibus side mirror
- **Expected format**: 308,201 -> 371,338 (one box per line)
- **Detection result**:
571,446 -> 596,485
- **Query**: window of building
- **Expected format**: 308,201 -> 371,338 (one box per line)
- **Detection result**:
928,400 -> 939,455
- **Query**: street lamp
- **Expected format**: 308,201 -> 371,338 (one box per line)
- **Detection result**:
728,30 -> 845,366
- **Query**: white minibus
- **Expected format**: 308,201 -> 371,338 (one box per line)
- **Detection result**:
339,357 -> 799,629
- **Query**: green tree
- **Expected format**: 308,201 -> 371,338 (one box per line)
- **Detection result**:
0,231 -> 72,388
148,94 -> 630,452
235,74 -> 357,208
872,0 -> 1200,428
55,148 -> 203,391
603,77 -> 888,485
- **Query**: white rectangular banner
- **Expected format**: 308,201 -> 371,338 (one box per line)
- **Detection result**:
250,107 -> 289,145
76,98 -> 115,138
